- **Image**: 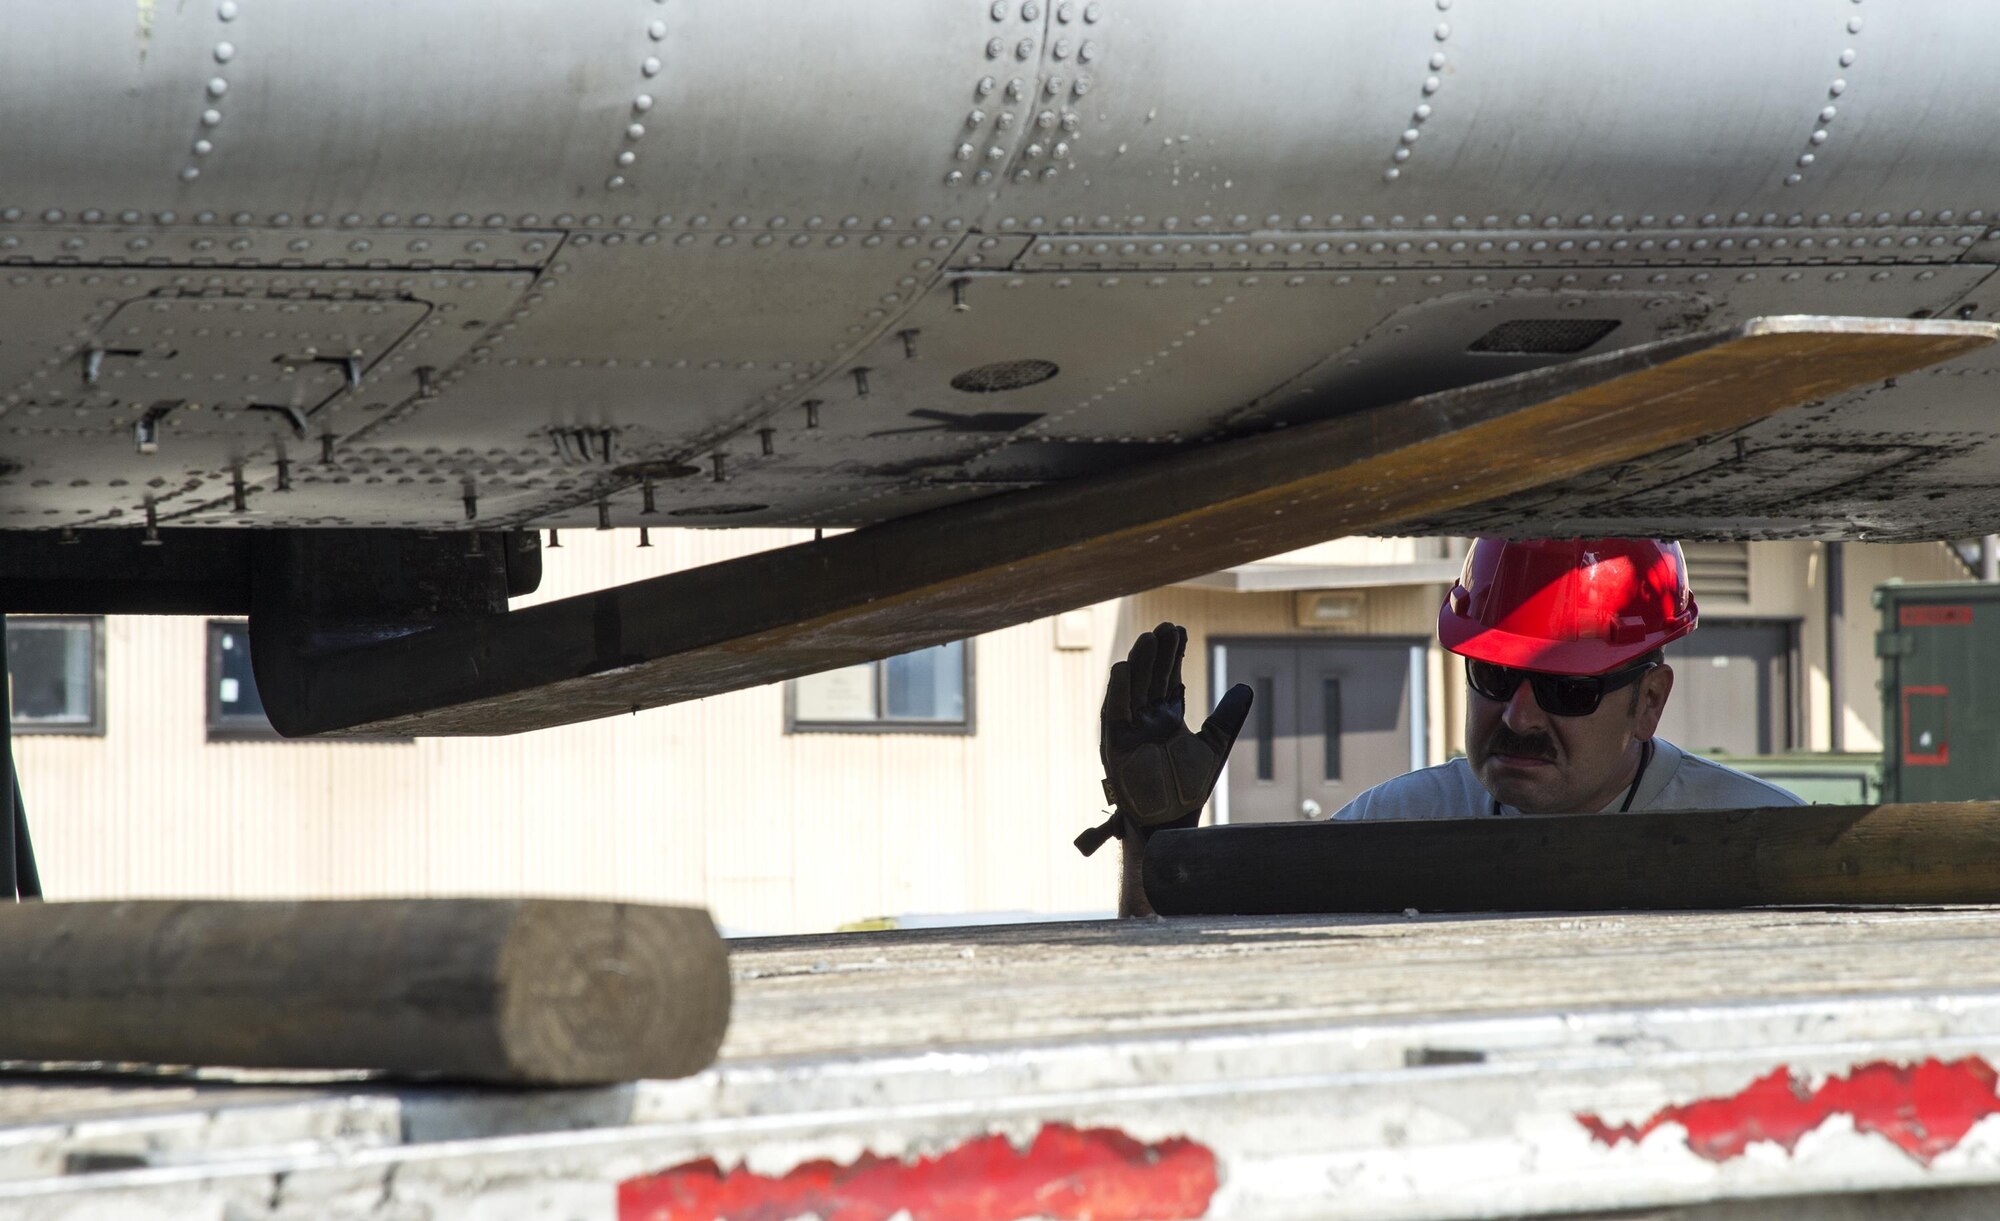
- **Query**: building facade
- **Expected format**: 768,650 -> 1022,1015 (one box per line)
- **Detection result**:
7,532 -> 1972,934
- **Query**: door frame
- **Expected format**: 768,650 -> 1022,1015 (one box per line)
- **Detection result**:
1667,616 -> 1802,755
1209,635 -> 1431,825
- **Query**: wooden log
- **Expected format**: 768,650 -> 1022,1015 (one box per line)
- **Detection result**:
0,898 -> 730,1085
1144,803 -> 2000,915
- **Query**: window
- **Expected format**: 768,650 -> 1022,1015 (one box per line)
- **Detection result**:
7,616 -> 104,735
204,621 -> 411,744
206,621 -> 277,740
788,641 -> 973,733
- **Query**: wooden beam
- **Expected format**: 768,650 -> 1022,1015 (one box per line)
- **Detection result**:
0,899 -> 730,1084
1144,803 -> 2000,915
256,317 -> 1997,736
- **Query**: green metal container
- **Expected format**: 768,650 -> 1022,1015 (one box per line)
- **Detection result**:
1877,580 -> 2000,803
1698,752 -> 1882,805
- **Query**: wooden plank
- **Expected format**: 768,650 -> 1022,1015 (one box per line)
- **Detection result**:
0,899 -> 730,1085
259,316 -> 1999,736
722,907 -> 2000,1059
723,907 -> 2000,1059
1143,802 -> 2000,916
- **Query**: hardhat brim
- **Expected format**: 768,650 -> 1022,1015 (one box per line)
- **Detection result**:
1439,613 -> 1694,676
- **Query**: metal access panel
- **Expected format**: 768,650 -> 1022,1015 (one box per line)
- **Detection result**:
1879,581 -> 2000,803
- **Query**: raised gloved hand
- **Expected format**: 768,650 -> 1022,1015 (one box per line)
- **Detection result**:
1075,622 -> 1254,857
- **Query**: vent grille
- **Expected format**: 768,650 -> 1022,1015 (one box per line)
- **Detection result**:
1684,541 -> 1751,605
1468,318 -> 1622,355
951,359 -> 1060,393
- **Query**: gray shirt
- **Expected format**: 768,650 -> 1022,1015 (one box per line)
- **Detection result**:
1331,739 -> 1804,820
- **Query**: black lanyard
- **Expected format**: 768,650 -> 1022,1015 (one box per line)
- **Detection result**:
1489,739 -> 1655,818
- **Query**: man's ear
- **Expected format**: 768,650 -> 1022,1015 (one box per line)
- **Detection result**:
1632,663 -> 1673,739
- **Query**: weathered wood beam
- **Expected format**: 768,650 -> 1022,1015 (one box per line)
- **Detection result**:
0,899 -> 730,1084
1144,802 -> 2000,914
256,317 -> 1997,736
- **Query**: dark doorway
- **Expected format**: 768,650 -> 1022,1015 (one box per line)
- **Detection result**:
1215,639 -> 1424,824
1653,619 -> 1796,756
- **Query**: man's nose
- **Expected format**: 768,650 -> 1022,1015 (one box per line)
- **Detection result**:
1501,678 -> 1549,731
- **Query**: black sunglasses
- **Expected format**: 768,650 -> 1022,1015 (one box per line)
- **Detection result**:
1465,658 -> 1657,718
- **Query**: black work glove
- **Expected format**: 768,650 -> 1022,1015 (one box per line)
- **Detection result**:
1075,622 -> 1254,857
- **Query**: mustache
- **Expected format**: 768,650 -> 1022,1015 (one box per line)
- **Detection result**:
1486,724 -> 1557,762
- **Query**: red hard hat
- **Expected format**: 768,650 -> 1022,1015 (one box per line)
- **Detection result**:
1438,538 -> 1699,675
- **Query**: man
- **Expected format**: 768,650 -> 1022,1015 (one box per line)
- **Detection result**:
1078,537 -> 1802,916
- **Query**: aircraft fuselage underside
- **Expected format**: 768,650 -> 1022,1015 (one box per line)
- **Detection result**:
6,239 -> 1998,541
1,0 -> 1999,544
7,2 -> 2000,731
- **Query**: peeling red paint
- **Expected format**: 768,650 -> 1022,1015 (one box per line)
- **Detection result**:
618,1122 -> 1218,1221
1580,1057 -> 2000,1165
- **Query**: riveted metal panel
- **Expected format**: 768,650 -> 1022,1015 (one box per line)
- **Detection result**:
631,0 -> 996,228
0,0 -> 641,221
1225,286 -> 1708,431
86,295 -> 427,431
804,271 -> 1251,447
0,227 -> 558,272
997,0 -> 1811,229
1402,267 -> 2000,540
678,265 -> 1444,522
468,231 -> 956,368
946,234 -> 1037,272
7,258 -> 2000,534
476,260 -> 2000,534
1015,226 -> 1990,273
984,0 -> 2000,237
2,1 -> 2000,540
359,231 -> 976,527
0,274 -> 125,420
12,1 -> 2000,237
1366,0 -> 1841,214
1785,1 -> 2000,219
0,270 -> 534,530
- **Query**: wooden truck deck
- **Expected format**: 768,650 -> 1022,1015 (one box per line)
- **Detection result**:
7,908 -> 2000,1218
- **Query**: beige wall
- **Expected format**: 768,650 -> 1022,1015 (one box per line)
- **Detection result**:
21,530 -> 1125,933
1123,579 -> 1456,766
11,533 -> 1972,932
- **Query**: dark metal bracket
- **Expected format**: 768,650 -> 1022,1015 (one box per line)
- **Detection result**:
0,529 -> 540,616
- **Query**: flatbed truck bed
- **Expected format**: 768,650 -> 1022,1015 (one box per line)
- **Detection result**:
10,909 -> 2000,1219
